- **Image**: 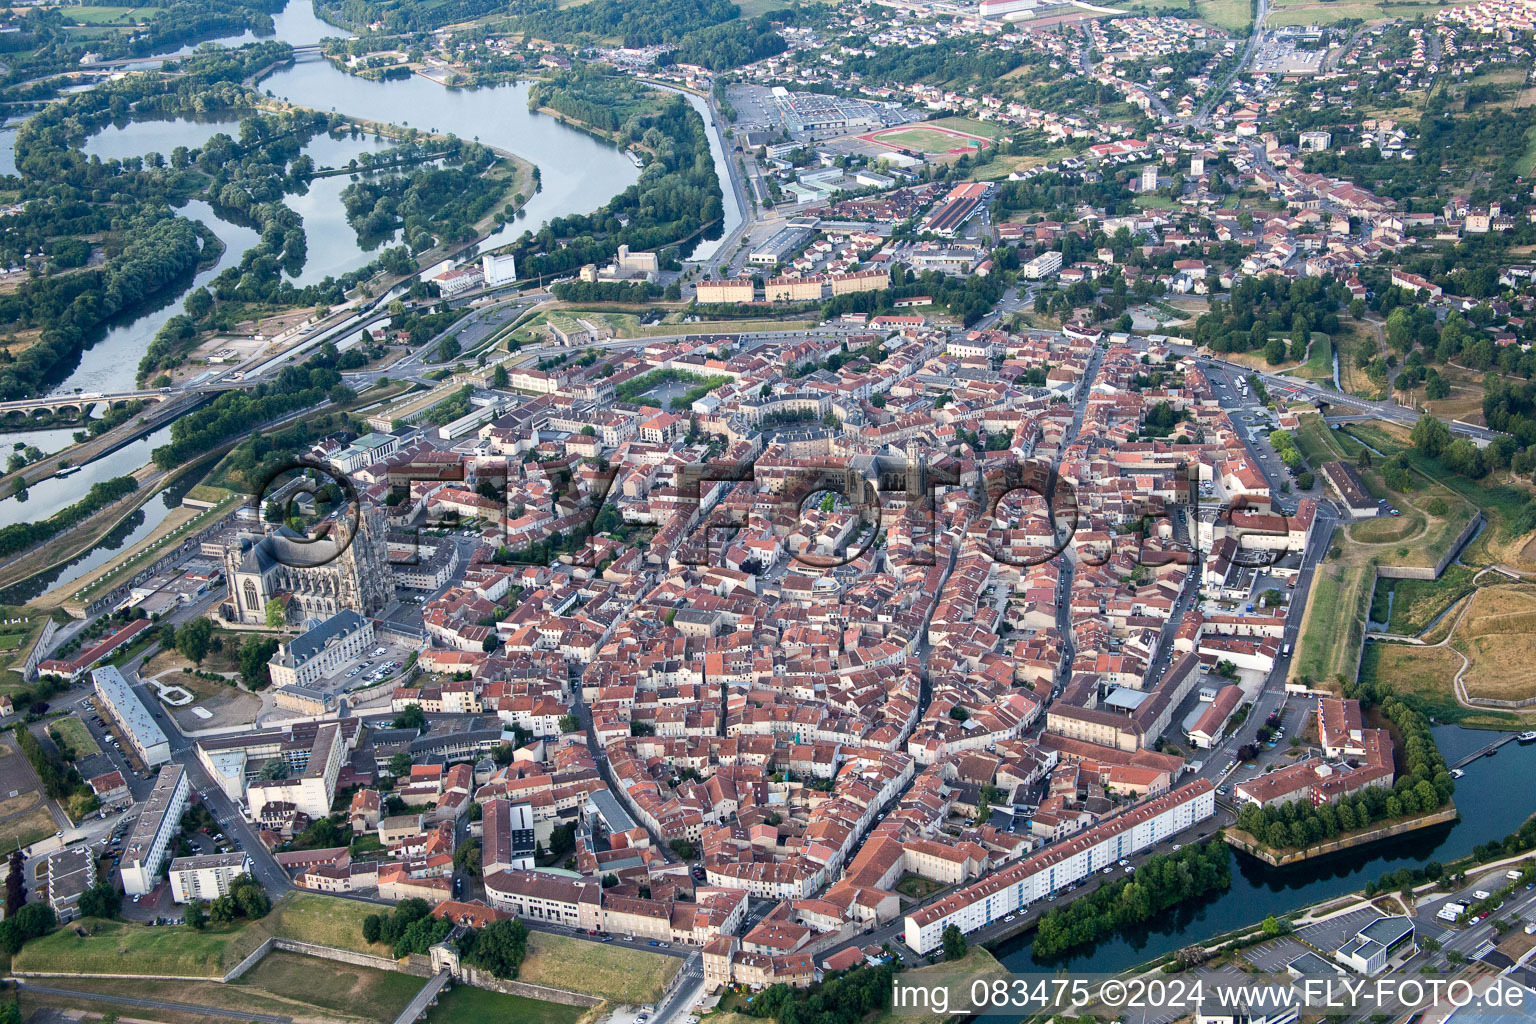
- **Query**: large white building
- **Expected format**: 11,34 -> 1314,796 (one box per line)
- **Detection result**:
902,781 -> 1215,954
170,852 -> 252,904
92,665 -> 171,767
1023,251 -> 1063,280
246,722 -> 347,826
482,253 -> 518,286
267,610 -> 376,689
122,764 -> 191,896
978,0 -> 1038,18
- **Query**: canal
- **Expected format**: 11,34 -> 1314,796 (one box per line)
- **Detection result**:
994,724 -> 1536,973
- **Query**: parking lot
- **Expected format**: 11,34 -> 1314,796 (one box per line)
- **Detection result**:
1297,906 -> 1384,952
1240,934 -> 1310,972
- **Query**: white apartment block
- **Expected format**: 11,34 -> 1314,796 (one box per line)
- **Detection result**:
122,764 -> 191,896
93,664 -> 171,766
169,852 -> 251,903
903,781 -> 1215,954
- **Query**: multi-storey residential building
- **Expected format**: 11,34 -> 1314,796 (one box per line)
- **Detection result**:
169,852 -> 252,903
122,764 -> 191,895
903,782 -> 1215,953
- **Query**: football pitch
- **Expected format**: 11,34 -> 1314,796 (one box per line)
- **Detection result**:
863,125 -> 992,154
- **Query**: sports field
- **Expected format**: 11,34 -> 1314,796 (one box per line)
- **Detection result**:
861,124 -> 992,155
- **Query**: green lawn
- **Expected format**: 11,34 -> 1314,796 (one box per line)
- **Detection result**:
421,984 -> 585,1024
871,127 -> 988,154
1296,333 -> 1334,383
12,891 -> 396,978
25,953 -> 424,1024
1133,194 -> 1182,211
14,918 -> 241,978
49,716 -> 100,758
519,931 -> 681,1004
1291,557 -> 1373,688
1292,413 -> 1349,467
929,116 -> 1005,140
1519,126 -> 1536,177
1197,0 -> 1253,30
66,6 -> 153,25
1266,0 -> 1454,26
1374,564 -> 1479,636
236,951 -> 424,1021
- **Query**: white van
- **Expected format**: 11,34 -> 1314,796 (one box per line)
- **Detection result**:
1474,890 -> 1492,901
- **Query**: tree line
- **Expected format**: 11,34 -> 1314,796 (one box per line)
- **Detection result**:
0,475 -> 138,559
504,89 -> 722,282
1031,841 -> 1231,959
1235,678 -> 1452,852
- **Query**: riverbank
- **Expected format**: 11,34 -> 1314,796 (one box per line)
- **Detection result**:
1224,804 -> 1461,866
995,724 -> 1536,974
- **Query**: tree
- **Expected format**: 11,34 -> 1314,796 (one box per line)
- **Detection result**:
186,898 -> 209,930
1409,413 -> 1451,459
468,918 -> 529,979
559,714 -> 580,733
942,923 -> 968,961
389,752 -> 413,778
492,363 -> 510,388
258,758 -> 289,780
392,704 -> 426,730
363,914 -> 383,944
264,598 -> 286,629
238,635 -> 281,689
454,838 -> 481,877
669,839 -> 696,860
175,617 -> 215,667
1261,915 -> 1284,936
77,881 -> 120,919
231,874 -> 270,920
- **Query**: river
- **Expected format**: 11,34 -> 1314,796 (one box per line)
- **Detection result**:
46,0 -> 639,399
50,200 -> 262,397
993,724 -> 1536,974
14,0 -> 642,560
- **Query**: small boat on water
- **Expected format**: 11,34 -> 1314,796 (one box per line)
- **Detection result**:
1520,731 -> 1536,743
1450,768 -> 1466,779
55,465 -> 81,478
626,149 -> 644,168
